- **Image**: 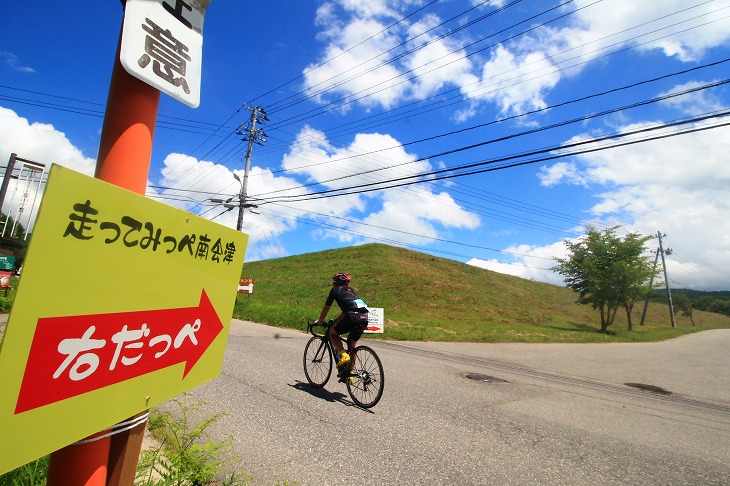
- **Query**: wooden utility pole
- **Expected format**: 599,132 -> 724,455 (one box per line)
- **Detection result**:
657,231 -> 676,328
639,247 -> 661,326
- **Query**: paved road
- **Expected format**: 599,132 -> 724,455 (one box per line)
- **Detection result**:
163,320 -> 730,485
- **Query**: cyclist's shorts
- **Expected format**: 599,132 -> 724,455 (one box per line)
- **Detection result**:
334,311 -> 369,341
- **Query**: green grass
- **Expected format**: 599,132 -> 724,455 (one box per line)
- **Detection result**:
0,455 -> 48,486
233,243 -> 730,343
137,395 -> 251,485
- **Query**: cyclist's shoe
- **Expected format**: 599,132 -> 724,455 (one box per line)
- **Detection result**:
336,351 -> 350,368
338,373 -> 354,384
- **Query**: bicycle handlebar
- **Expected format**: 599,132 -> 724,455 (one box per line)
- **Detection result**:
307,319 -> 333,336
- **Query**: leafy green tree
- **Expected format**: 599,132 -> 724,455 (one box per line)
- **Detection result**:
0,212 -> 27,240
553,226 -> 657,332
0,212 -> 29,269
673,293 -> 694,325
694,296 -> 730,317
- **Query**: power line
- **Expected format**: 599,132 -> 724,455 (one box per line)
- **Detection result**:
266,0 -> 527,114
263,0 -> 725,132
251,78 -> 730,199
253,0 -> 446,108
255,111 -> 730,204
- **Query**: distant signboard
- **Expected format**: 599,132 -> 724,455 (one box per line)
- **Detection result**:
0,255 -> 14,271
365,308 -> 384,333
120,0 -> 210,108
238,277 -> 254,294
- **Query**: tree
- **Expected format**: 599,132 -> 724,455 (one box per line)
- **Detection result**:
0,212 -> 29,270
0,212 -> 27,240
553,226 -> 657,332
673,293 -> 695,325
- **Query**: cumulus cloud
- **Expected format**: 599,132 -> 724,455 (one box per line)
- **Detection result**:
538,161 -> 587,187
402,14 -> 479,101
466,0 -> 730,115
280,126 -> 480,245
467,241 -> 567,285
0,107 -> 96,233
468,44 -> 561,116
0,107 -> 96,177
153,152 -> 304,260
138,126 -> 481,261
303,0 -> 478,110
304,1 -> 730,116
517,116 -> 730,290
563,0 -> 730,62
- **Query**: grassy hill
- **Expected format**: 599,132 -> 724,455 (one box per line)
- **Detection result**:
233,243 -> 730,343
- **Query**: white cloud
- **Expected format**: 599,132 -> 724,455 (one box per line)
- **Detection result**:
403,14 -> 479,100
0,107 -> 96,177
304,1 -> 730,117
362,187 -> 481,245
145,127 -> 481,260
469,44 -> 561,116
563,0 -> 730,62
519,121 -> 730,290
304,1 -> 479,110
1,52 -> 35,74
336,0 -> 397,20
467,241 -> 567,285
0,107 -> 94,234
538,161 -> 587,187
658,80 -> 728,115
153,153 -> 304,260
280,126 -> 480,245
282,126 -> 431,191
464,0 -> 730,116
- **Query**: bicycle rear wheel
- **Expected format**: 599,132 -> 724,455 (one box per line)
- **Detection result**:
346,346 -> 384,408
303,336 -> 333,388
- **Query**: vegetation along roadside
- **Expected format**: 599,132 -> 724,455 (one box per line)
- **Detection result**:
232,243 -> 730,343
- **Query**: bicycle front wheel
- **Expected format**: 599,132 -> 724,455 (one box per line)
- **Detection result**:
346,346 -> 384,408
303,336 -> 333,388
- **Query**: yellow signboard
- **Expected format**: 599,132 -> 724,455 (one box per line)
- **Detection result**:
0,165 -> 248,474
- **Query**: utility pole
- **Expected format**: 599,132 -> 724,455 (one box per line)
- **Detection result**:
639,247 -> 661,326
234,105 -> 268,231
657,231 -> 676,328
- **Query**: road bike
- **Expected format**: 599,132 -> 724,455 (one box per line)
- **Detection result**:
303,320 -> 384,408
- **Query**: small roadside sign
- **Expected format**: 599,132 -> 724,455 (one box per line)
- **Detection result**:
120,0 -> 210,108
0,165 -> 248,474
365,308 -> 384,333
238,277 -> 254,294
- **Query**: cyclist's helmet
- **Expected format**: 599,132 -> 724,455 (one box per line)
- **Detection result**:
332,272 -> 351,285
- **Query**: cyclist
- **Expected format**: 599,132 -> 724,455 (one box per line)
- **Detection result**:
315,272 -> 369,380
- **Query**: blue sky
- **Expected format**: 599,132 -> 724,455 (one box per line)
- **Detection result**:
2,0 -> 730,290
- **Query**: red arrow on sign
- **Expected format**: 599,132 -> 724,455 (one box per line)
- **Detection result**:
15,290 -> 223,414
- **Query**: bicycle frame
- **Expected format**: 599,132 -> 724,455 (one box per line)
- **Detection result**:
307,320 -> 356,354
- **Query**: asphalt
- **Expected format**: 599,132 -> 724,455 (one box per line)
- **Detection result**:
2,314 -> 728,404
387,328 -> 730,403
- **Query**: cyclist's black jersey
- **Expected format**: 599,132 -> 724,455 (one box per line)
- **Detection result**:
325,285 -> 368,314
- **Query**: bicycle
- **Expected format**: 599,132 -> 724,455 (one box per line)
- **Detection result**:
303,320 -> 385,408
